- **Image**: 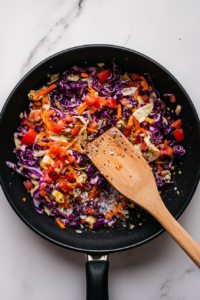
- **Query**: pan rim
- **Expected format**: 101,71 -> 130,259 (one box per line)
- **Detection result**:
0,44 -> 200,254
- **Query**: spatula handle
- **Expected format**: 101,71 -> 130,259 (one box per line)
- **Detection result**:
153,201 -> 200,267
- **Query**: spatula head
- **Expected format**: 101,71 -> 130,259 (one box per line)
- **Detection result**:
85,127 -> 160,212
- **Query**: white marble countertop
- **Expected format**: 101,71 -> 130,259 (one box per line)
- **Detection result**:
1,1 -> 200,299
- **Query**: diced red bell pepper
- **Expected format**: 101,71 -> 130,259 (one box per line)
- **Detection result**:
90,105 -> 98,114
134,133 -> 140,144
85,94 -> 96,105
64,113 -> 73,123
80,219 -> 87,224
65,172 -> 75,182
159,154 -> 165,160
32,111 -> 42,122
170,94 -> 176,103
21,129 -> 38,146
107,98 -> 117,108
161,103 -> 166,111
174,129 -> 184,142
133,80 -> 142,88
43,170 -> 52,184
71,127 -> 80,137
74,119 -> 83,126
49,141 -> 67,157
21,118 -> 35,129
67,155 -> 76,164
157,167 -> 163,174
58,180 -> 73,193
130,73 -> 141,80
140,141 -> 147,151
47,109 -> 56,116
127,80 -> 135,87
97,69 -> 110,83
54,158 -> 65,169
172,119 -> 182,129
39,182 -> 46,191
141,95 -> 149,103
23,181 -> 33,190
40,190 -> 47,196
52,120 -> 66,134
122,129 -> 130,137
95,97 -> 108,109
89,120 -> 98,129
160,146 -> 174,156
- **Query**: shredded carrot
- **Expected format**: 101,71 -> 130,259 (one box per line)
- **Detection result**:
42,110 -> 55,131
164,140 -> 168,150
23,198 -> 26,202
37,141 -> 50,147
77,102 -> 89,115
67,165 -> 78,179
44,195 -> 52,204
37,132 -> 46,139
33,84 -> 57,100
32,105 -> 37,110
57,141 -> 70,147
35,101 -> 42,106
117,104 -> 122,120
73,141 -> 83,153
132,108 -> 136,113
74,161 -> 80,168
89,186 -> 97,200
133,116 -> 140,131
135,89 -> 139,100
86,127 -> 98,133
87,86 -> 96,94
145,117 -> 155,124
81,72 -> 89,77
167,117 -> 171,120
105,198 -> 128,219
55,218 -> 66,229
130,130 -> 134,138
136,128 -> 148,135
42,95 -> 49,106
127,115 -> 134,129
140,76 -> 149,91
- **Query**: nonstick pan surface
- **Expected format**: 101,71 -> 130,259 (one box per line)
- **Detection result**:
0,45 -> 200,254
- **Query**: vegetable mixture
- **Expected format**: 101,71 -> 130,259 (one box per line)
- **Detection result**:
6,62 -> 185,231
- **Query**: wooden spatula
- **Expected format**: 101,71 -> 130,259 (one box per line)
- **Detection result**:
85,127 -> 200,267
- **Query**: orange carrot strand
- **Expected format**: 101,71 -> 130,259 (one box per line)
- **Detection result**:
89,186 -> 97,200
55,218 -> 66,229
33,84 -> 57,100
86,127 -> 98,133
164,140 -> 168,150
117,104 -> 122,120
81,73 -> 89,77
133,116 -> 140,131
140,76 -> 149,91
134,89 -> 139,100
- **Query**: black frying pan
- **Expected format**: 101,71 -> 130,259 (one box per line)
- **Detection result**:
0,45 -> 200,300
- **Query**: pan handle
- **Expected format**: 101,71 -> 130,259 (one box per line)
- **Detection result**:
85,254 -> 109,300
